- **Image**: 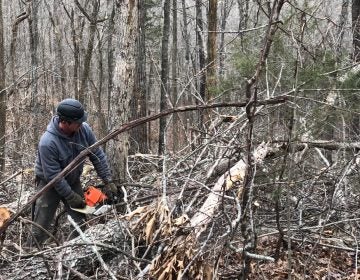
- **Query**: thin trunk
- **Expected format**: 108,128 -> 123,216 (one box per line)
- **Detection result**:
181,0 -> 190,63
130,0 -> 148,154
195,0 -> 206,102
237,0 -> 249,31
94,32 -> 108,140
147,60 -> 155,151
219,0 -> 232,79
107,2 -> 115,133
337,0 -> 350,55
9,11 -> 28,164
353,0 -> 360,61
352,0 -> 360,139
158,0 -> 171,155
75,0 -> 100,104
172,0 -> 179,151
0,0 -> 5,177
181,0 -> 194,131
45,0 -> 66,99
206,0 -> 217,100
28,0 -> 40,147
66,8 -> 80,100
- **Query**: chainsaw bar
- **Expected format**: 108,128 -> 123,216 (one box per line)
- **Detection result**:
71,204 -> 112,215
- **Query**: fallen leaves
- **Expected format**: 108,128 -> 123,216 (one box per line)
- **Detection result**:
0,207 -> 10,228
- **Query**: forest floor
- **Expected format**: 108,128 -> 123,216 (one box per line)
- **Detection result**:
0,159 -> 359,279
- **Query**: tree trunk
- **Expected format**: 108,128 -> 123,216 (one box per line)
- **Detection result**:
353,0 -> 360,61
0,0 -> 5,177
45,0 -> 66,100
171,0 -> 179,151
195,0 -> 206,129
147,60 -> 155,151
158,0 -> 171,156
181,0 -> 195,133
94,33 -> 108,141
337,0 -> 350,55
68,8 -> 80,101
195,0 -> 206,103
130,0 -> 148,154
106,0 -> 116,147
28,0 -> 40,148
219,0 -> 232,79
352,0 -> 360,139
75,0 -> 100,105
206,0 -> 217,99
108,0 -> 138,180
237,0 -> 250,31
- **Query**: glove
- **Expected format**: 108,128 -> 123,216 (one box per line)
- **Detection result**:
66,191 -> 86,208
103,181 -> 117,201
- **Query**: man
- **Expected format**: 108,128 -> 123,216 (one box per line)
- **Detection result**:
29,98 -> 116,247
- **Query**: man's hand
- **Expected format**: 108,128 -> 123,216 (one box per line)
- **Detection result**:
103,181 -> 117,201
66,191 -> 86,208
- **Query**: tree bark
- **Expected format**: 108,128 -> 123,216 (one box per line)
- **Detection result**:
171,0 -> 180,151
75,0 -> 100,105
130,0 -> 148,154
206,0 -> 218,99
195,0 -> 206,103
108,0 -> 138,180
0,0 -> 5,178
353,0 -> 360,61
237,0 -> 250,31
337,0 -> 350,55
28,0 -> 40,147
45,0 -> 66,100
158,0 -> 171,156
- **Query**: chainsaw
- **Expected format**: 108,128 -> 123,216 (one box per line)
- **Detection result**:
71,185 -> 119,215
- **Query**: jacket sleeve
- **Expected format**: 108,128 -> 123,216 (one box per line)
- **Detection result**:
84,124 -> 112,182
38,143 -> 73,198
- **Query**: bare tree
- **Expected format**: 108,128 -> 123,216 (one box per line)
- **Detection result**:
171,0 -> 179,151
0,0 -> 5,177
237,0 -> 250,31
28,0 -> 40,147
337,0 -> 350,55
44,0 -> 66,100
74,0 -> 101,104
158,0 -> 171,156
350,0 -> 360,140
219,0 -> 233,79
353,0 -> 360,61
108,0 -> 138,180
206,0 -> 218,99
130,0 -> 148,154
195,0 -> 206,104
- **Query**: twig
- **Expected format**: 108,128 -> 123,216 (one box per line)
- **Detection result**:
0,170 -> 22,186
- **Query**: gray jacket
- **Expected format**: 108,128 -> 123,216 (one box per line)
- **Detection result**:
35,116 -> 112,198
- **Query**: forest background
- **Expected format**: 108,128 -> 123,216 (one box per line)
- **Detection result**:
1,0 -> 360,279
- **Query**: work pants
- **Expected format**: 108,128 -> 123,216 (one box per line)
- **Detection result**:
29,177 -> 86,247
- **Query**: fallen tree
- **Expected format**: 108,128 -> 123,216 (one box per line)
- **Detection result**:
126,143 -> 277,279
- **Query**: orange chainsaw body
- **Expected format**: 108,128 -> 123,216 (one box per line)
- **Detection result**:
84,186 -> 108,207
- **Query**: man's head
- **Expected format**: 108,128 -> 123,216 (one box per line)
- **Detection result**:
56,98 -> 88,124
56,99 -> 87,135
